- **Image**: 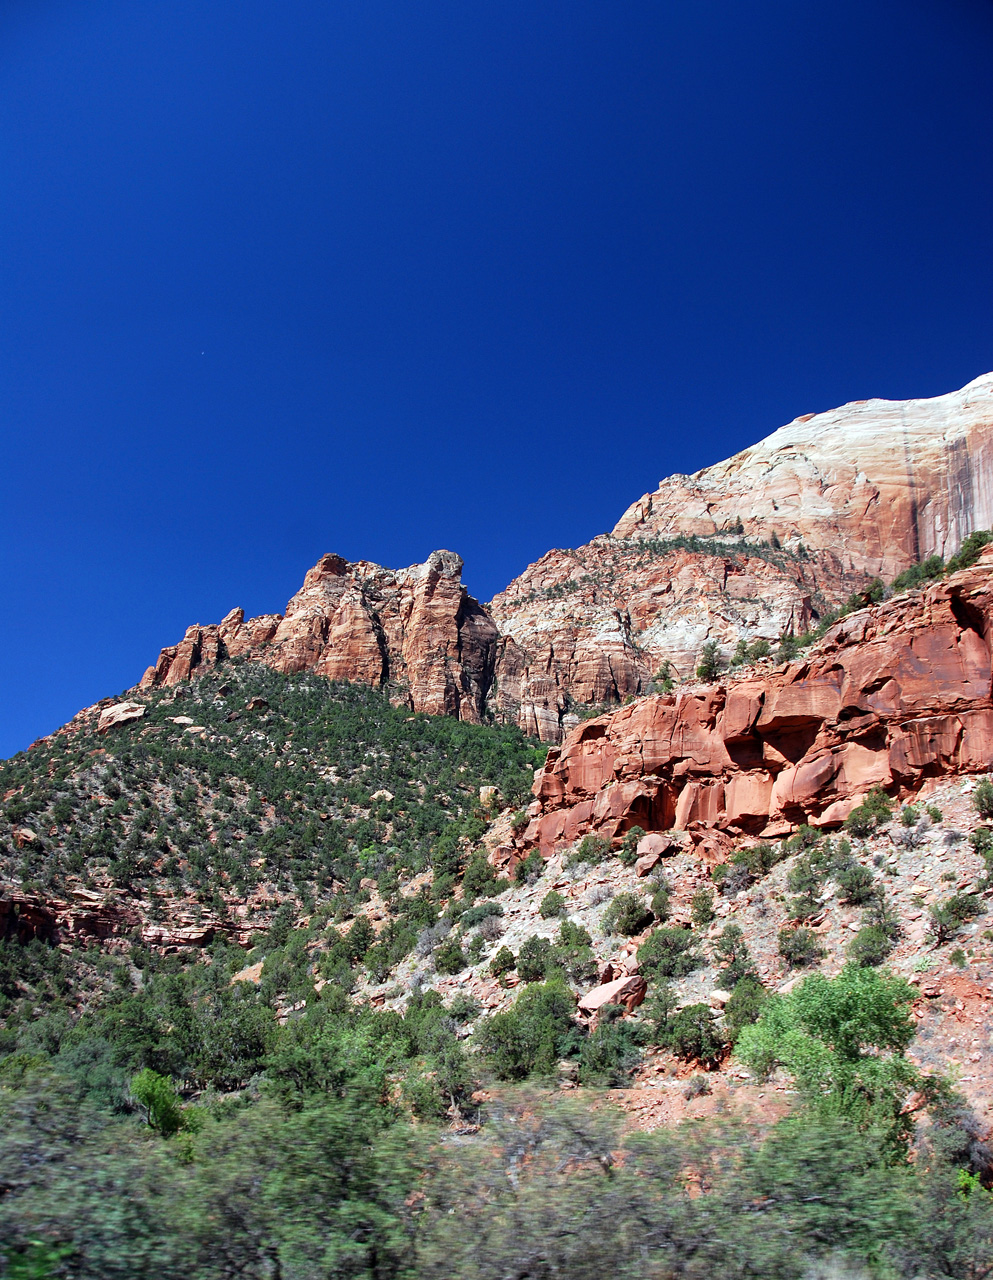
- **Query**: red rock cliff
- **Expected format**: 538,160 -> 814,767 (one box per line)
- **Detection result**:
524,549 -> 993,858
140,550 -> 497,723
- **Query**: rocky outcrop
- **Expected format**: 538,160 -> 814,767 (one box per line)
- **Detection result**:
491,374 -> 993,741
523,550 -> 993,859
97,702 -> 147,734
134,375 -> 993,743
140,550 -> 498,723
613,372 -> 993,580
489,539 -> 851,741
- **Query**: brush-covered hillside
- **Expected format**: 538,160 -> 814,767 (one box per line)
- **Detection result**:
3,639 -> 993,1278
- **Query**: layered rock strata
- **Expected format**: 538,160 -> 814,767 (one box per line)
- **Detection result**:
135,375 -> 993,743
613,372 -> 993,579
488,539 -> 852,741
491,373 -> 993,740
523,550 -> 993,860
140,550 -> 497,723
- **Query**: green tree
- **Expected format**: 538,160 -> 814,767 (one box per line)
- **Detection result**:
130,1068 -> 184,1136
696,640 -> 721,681
737,965 -> 941,1155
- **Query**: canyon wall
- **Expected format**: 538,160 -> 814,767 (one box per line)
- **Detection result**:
613,372 -> 993,578
520,548 -> 993,861
137,375 -> 993,742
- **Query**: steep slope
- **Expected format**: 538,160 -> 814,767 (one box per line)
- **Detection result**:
518,548 -> 993,862
614,371 -> 993,576
132,375 -> 993,744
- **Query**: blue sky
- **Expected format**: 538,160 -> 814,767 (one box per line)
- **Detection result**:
4,0 -> 993,756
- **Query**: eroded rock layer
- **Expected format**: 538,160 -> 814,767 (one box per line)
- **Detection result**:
140,550 -> 497,723
491,373 -> 993,740
523,550 -> 993,859
613,373 -> 993,578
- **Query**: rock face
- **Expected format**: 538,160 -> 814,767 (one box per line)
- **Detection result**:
97,702 -> 147,734
489,539 -> 851,741
523,550 -> 993,859
491,374 -> 993,740
136,375 -> 993,742
613,372 -> 993,579
140,550 -> 498,723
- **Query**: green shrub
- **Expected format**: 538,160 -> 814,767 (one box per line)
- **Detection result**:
130,1068 -> 184,1136
478,980 -> 577,1080
690,886 -> 715,926
578,1021 -> 641,1086
723,977 -> 767,1042
925,804 -> 942,823
950,948 -> 967,970
555,920 -> 597,984
489,946 -> 515,978
696,640 -> 721,681
946,529 -> 992,573
570,834 -> 611,867
660,1003 -> 725,1066
515,850 -> 545,884
461,901 -> 504,929
837,863 -> 875,905
928,893 -> 982,944
712,923 -> 755,987
649,877 -> 671,920
847,925 -> 894,968
539,890 -> 565,919
462,852 -> 499,900
637,927 -> 701,980
972,778 -> 993,820
601,891 -> 653,936
844,787 -> 893,837
517,935 -> 555,983
736,965 -> 926,1154
891,554 -> 944,593
901,804 -> 920,827
433,939 -> 467,975
618,825 -> 646,867
778,926 -> 824,968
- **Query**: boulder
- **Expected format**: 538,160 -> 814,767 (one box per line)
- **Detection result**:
97,701 -> 146,733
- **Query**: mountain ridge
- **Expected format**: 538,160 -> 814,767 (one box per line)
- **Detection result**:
133,372 -> 993,743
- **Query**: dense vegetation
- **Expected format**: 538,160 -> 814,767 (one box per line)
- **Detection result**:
2,665 -> 993,1276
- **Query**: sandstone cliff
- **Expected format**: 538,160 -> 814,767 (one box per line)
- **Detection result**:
490,372 -> 993,740
613,372 -> 993,578
140,550 -> 497,723
137,375 -> 993,743
521,548 -> 993,860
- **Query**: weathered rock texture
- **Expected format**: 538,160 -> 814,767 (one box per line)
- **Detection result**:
491,374 -> 993,740
614,372 -> 993,578
523,549 -> 993,859
140,551 -> 497,723
136,375 -> 993,742
489,539 -> 850,741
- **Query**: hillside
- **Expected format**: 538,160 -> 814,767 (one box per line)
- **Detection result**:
5,381 -> 993,1276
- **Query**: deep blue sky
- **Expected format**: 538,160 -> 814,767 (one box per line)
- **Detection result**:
4,0 -> 993,756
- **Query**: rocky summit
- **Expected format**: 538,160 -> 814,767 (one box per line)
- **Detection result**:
5,375 -> 993,1278
139,374 -> 993,742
